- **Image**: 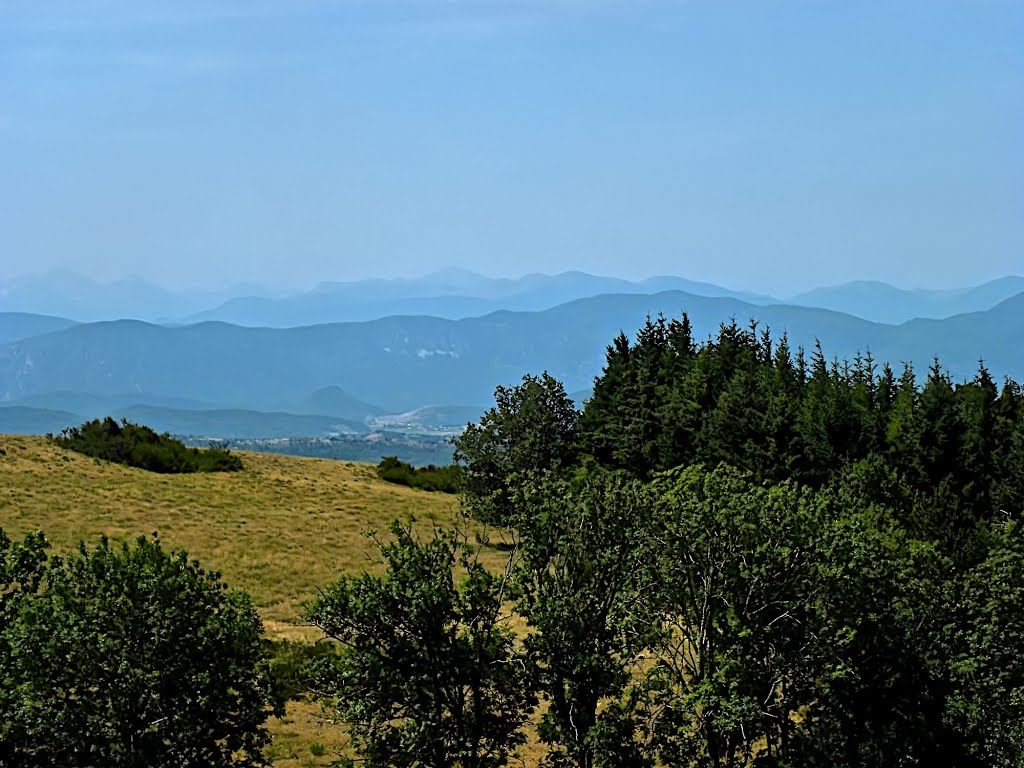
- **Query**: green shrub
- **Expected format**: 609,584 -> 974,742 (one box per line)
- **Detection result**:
377,455 -> 461,494
51,417 -> 243,474
197,441 -> 245,472
0,533 -> 280,766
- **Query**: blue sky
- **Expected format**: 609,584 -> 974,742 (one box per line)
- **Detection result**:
1,0 -> 1021,294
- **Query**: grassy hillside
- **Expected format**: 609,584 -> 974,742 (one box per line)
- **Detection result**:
0,434 -> 467,766
0,434 -> 469,628
0,434 -> 530,768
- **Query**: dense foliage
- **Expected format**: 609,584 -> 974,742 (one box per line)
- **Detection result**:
0,531 -> 281,767
442,313 -> 1024,767
52,417 -> 243,473
377,455 -> 462,493
307,520 -> 536,768
454,372 -> 579,525
510,472 -> 656,768
576,315 -> 1024,547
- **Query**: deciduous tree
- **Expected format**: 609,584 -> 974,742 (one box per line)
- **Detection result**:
307,519 -> 536,768
454,372 -> 579,525
1,535 -> 279,768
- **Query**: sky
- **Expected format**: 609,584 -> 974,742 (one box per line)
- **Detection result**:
0,0 -> 1021,295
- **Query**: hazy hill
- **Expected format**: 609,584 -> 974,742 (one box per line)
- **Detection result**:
286,385 -> 385,421
1,290 -> 1021,420
110,406 -> 362,439
5,388 -> 384,429
3,390 -> 221,415
0,271 -> 272,323
789,276 -> 1024,324
9,268 -> 768,326
0,406 -> 81,435
185,269 -> 773,327
0,403 -> 361,437
7,269 -> 1022,329
883,291 -> 1024,374
0,312 -> 79,344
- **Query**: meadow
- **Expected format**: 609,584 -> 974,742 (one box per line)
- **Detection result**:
0,434 -> 513,768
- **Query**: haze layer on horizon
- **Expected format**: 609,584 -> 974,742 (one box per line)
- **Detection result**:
1,0 -> 1021,295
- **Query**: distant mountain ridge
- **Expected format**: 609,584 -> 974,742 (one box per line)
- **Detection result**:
1,289 -> 1021,426
285,386 -> 385,422
0,406 -> 82,435
0,404 -> 362,440
4,269 -> 1021,328
788,276 -> 1024,325
0,313 -> 79,344
0,272 -> 275,323
183,270 -> 775,327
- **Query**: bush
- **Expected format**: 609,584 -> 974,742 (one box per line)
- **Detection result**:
51,417 -> 243,474
377,455 -> 461,493
0,533 -> 281,767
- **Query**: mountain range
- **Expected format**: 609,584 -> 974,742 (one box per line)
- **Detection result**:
0,313 -> 79,344
4,269 -> 1022,326
1,288 -> 1021,441
0,271 -> 262,324
788,276 -> 1024,325
181,270 -> 775,326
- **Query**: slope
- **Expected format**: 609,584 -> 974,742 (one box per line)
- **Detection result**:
0,406 -> 82,435
0,434 -> 471,627
789,276 -> 1024,324
0,312 -> 79,344
1,290 -> 1020,418
0,434 -> 488,768
185,270 -> 773,326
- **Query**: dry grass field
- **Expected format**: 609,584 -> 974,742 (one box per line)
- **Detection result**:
0,434 -> 471,625
0,434 -> 534,767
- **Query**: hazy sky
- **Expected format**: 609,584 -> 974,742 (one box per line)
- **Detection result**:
1,0 -> 1021,294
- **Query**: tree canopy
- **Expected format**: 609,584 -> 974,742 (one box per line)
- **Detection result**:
306,519 -> 536,768
445,312 -> 1024,767
0,532 -> 280,768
